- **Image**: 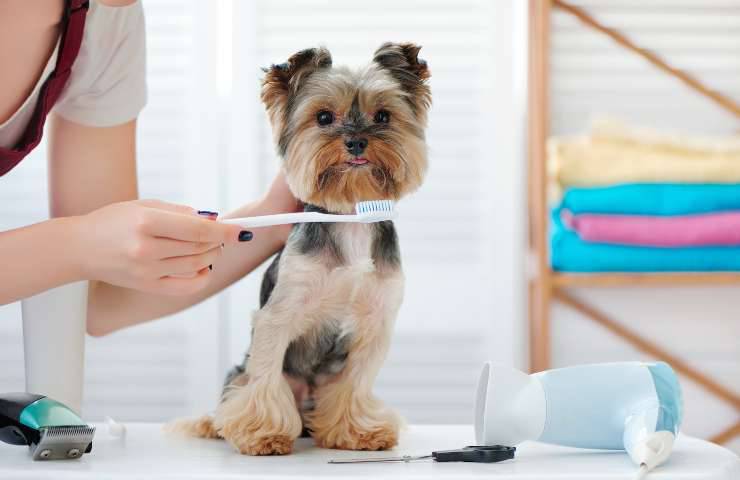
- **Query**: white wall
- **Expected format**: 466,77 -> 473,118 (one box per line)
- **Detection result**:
548,0 -> 740,453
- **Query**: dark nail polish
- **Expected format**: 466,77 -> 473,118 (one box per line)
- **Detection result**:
238,231 -> 253,242
197,210 -> 219,217
208,264 -> 213,271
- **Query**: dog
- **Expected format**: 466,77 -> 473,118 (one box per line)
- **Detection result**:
169,42 -> 431,456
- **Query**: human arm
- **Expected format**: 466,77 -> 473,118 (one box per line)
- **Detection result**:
47,115 -> 299,335
0,117 -> 143,304
86,173 -> 299,336
0,117 -> 242,304
46,115 -> 296,335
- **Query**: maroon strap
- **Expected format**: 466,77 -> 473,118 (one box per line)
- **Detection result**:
0,0 -> 89,177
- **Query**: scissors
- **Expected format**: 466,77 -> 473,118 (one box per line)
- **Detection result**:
328,445 -> 516,464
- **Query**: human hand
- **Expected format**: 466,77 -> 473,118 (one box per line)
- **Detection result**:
257,171 -> 302,242
262,170 -> 301,214
75,199 -> 251,295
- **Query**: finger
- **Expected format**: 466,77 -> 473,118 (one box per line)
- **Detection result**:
138,199 -> 197,216
196,210 -> 219,220
157,245 -> 223,275
150,238 -> 220,259
140,210 -> 244,244
138,200 -> 220,221
155,268 -> 212,296
167,272 -> 199,279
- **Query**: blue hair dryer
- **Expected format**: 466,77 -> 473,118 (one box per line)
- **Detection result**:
475,362 -> 682,474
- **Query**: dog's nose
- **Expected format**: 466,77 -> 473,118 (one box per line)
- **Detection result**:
345,138 -> 368,156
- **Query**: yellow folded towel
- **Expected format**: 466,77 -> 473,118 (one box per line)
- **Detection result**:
549,119 -> 740,189
591,118 -> 740,155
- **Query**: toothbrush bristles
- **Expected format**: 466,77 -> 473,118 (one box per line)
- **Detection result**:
355,200 -> 394,214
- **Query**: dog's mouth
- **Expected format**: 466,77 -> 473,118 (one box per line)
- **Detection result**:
346,157 -> 369,166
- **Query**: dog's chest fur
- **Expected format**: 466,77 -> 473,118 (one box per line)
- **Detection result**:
335,223 -> 374,265
255,205 -> 401,388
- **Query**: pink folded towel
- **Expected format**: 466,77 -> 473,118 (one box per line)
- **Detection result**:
561,210 -> 740,247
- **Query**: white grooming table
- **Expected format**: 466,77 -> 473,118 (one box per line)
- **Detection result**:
0,424 -> 738,479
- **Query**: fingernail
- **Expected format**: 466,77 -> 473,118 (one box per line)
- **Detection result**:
208,264 -> 213,271
238,231 -> 253,242
197,210 -> 219,217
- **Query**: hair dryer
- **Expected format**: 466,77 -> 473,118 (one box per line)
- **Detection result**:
475,362 -> 682,476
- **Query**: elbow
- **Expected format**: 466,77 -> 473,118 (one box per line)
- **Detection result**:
86,300 -> 115,337
86,317 -> 112,337
85,281 -> 119,337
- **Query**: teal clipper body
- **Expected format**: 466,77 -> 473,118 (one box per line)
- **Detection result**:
0,392 -> 95,460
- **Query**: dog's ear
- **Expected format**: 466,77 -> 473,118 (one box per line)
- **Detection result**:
261,47 -> 333,115
372,42 -> 431,116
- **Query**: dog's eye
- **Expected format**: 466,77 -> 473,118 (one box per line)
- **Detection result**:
316,110 -> 335,126
373,110 -> 391,124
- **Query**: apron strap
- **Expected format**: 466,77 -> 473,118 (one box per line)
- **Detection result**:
55,0 -> 89,79
0,0 -> 89,177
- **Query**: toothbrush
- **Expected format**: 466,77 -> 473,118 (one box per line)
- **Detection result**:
222,200 -> 396,228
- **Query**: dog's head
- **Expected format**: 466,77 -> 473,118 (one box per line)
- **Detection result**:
262,43 -> 431,213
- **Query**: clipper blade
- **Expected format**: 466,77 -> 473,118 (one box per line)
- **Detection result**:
31,425 -> 95,460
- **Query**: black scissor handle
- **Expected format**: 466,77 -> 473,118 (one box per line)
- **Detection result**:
432,445 -> 516,463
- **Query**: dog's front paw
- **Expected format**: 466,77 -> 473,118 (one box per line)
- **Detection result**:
230,434 -> 295,456
214,377 -> 302,455
314,418 -> 399,451
309,392 -> 401,451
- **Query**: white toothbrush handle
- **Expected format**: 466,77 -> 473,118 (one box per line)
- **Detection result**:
221,211 -> 359,228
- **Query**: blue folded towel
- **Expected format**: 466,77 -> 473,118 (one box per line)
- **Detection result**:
561,184 -> 740,216
551,210 -> 740,272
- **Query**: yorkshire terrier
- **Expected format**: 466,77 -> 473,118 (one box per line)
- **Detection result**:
170,42 -> 431,455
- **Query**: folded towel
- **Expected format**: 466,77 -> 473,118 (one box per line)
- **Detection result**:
551,211 -> 740,272
562,210 -> 740,247
549,137 -> 740,188
591,117 -> 740,155
560,184 -> 740,216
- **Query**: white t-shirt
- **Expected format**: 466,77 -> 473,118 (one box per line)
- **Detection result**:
0,0 -> 147,149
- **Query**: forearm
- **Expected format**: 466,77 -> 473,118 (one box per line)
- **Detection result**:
87,198 -> 292,335
46,115 -> 290,336
0,216 -> 85,305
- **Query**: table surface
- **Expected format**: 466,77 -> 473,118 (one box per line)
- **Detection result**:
0,423 -> 738,479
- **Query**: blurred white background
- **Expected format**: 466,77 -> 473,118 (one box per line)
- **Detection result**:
0,0 -> 528,425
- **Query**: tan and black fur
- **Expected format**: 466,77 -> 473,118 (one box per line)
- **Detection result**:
168,43 -> 431,455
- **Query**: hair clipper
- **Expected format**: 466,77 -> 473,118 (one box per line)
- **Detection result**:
0,392 -> 95,460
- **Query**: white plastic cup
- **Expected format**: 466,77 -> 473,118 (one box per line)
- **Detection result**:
21,281 -> 88,415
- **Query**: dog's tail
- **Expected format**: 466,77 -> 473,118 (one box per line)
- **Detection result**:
164,415 -> 221,439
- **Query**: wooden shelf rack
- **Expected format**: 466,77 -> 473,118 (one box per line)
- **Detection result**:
527,0 -> 740,445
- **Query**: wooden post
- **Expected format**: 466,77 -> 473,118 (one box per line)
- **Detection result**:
710,422 -> 740,445
528,0 -> 552,373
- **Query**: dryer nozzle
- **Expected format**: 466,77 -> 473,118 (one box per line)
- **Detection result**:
475,363 -> 546,446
